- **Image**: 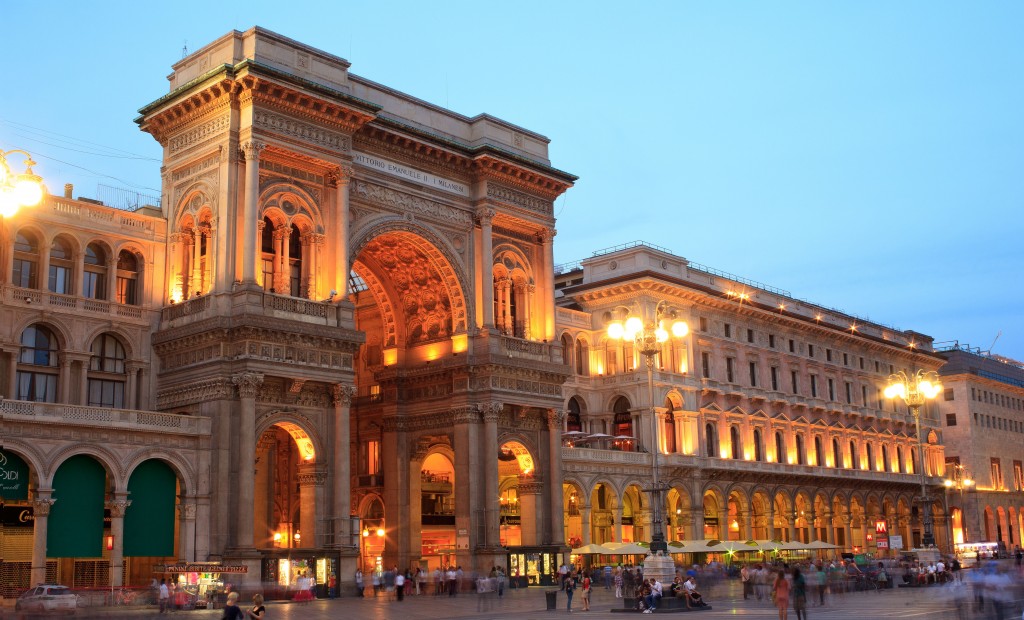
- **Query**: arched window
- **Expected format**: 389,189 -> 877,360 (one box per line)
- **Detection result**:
288,226 -> 302,297
849,440 -> 858,469
882,445 -> 890,472
796,434 -> 805,465
613,397 -> 632,438
88,334 -> 127,408
897,446 -> 906,473
753,429 -> 764,462
12,230 -> 40,288
575,339 -> 588,376
730,426 -> 741,460
17,325 -> 59,402
116,251 -> 140,305
83,243 -> 107,299
49,237 -> 74,294
567,397 -> 582,432
561,334 -> 574,372
705,423 -> 718,457
775,432 -> 786,464
814,436 -> 823,467
833,438 -> 842,468
909,448 -> 917,475
663,409 -> 676,453
866,443 -> 875,471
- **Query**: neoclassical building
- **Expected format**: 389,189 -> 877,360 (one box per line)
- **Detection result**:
936,345 -> 1024,553
1,26 -> 975,602
1,27 -> 575,595
554,242 -> 950,556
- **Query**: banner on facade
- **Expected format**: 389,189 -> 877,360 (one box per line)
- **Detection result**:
0,450 -> 29,500
163,563 -> 248,574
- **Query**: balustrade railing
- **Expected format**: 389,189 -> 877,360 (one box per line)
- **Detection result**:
0,399 -> 209,434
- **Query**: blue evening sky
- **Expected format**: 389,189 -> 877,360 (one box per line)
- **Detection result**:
2,1 -> 1021,360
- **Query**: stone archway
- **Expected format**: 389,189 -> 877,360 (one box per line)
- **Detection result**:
254,420 -> 324,551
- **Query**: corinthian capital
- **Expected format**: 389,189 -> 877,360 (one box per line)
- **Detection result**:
232,372 -> 265,398
537,227 -> 557,244
106,499 -> 133,518
475,206 -> 496,225
332,384 -> 358,406
546,408 -> 566,429
240,141 -> 266,161
480,401 -> 504,422
328,163 -> 355,188
32,498 -> 57,516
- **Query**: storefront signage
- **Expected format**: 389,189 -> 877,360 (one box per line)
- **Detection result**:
1,505 -> 34,526
889,535 -> 903,550
353,152 -> 469,197
0,450 -> 29,500
164,563 -> 248,574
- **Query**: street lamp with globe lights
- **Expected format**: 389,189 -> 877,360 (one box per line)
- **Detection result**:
605,300 -> 688,555
0,149 -> 45,217
944,464 -> 974,545
884,369 -> 943,546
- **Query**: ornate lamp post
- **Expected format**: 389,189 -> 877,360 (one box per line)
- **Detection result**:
884,369 -> 942,546
944,463 -> 974,545
606,300 -> 688,554
0,149 -> 45,217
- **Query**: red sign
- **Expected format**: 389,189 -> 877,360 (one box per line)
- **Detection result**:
875,520 -> 888,535
876,540 -> 889,549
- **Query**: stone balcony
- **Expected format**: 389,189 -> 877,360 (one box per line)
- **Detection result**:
160,287 -> 355,329
0,398 -> 211,436
2,284 -> 150,322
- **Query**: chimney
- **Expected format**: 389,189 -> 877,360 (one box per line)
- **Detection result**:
64,184 -> 73,199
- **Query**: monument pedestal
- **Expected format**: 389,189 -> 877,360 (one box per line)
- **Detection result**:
643,551 -> 675,588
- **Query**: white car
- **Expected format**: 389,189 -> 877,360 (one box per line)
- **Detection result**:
15,584 -> 79,613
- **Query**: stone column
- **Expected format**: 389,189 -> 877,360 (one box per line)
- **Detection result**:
518,477 -> 542,546
547,409 -> 566,546
232,372 -> 264,550
30,494 -> 56,586
274,226 -> 291,294
476,207 -> 495,328
742,510 -> 753,541
330,165 -> 352,297
190,229 -> 202,296
719,508 -> 728,540
240,141 -> 264,284
614,505 -> 624,544
825,511 -> 835,546
524,284 -> 535,340
482,402 -> 502,548
125,362 -> 139,410
5,346 -> 19,398
107,495 -> 131,587
767,504 -> 776,540
72,251 -> 85,299
37,240 -> 51,292
808,511 -> 818,542
178,501 -> 197,562
298,466 -> 325,548
843,514 -> 853,551
581,505 -> 592,545
788,511 -> 798,542
332,385 -> 356,547
537,228 -> 556,341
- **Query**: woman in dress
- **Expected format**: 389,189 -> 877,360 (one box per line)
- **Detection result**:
246,594 -> 265,620
773,570 -> 790,620
580,570 -> 591,611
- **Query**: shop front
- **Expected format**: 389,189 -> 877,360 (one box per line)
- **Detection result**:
505,546 -> 560,587
160,562 -> 250,608
260,552 -> 337,601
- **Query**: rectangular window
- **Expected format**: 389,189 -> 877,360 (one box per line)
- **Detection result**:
726,357 -> 735,383
991,458 -> 1002,490
791,370 -> 799,394
789,339 -> 795,353
771,366 -> 779,391
875,361 -> 880,373
944,388 -> 954,401
845,382 -> 852,404
700,317 -> 708,332
747,329 -> 754,343
808,344 -> 815,358
1014,461 -> 1024,492
16,371 -> 57,403
49,265 -> 71,294
724,323 -> 732,338
366,440 -> 381,475
828,378 -> 835,401
859,357 -> 865,370
862,385 -> 868,406
946,413 -> 957,426
88,379 -> 125,409
749,361 -> 757,386
971,387 -> 976,400
769,334 -> 776,348
12,259 -> 37,289
701,352 -> 710,378
82,271 -> 104,299
810,375 -> 818,398
261,258 -> 275,292
826,349 -> 832,362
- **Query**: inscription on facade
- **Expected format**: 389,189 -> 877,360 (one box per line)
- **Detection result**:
353,152 -> 469,197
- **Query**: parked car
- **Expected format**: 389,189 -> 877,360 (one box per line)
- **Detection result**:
15,584 -> 79,613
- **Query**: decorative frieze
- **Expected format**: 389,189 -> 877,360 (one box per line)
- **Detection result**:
331,384 -> 357,407
352,179 -> 471,226
254,111 -> 350,152
169,116 -> 231,155
486,184 -> 551,216
171,153 -> 221,183
157,379 -> 234,409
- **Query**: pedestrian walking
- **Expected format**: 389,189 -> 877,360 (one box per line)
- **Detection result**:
355,568 -> 364,597
564,571 -> 576,612
158,579 -> 169,614
773,570 -> 790,620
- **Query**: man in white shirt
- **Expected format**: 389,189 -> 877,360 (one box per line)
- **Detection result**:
395,571 -> 405,601
158,579 -> 169,614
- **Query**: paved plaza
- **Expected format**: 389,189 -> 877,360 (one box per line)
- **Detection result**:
15,579 -> 1013,620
